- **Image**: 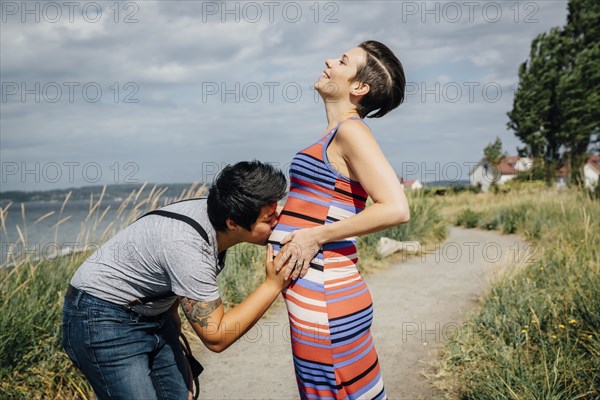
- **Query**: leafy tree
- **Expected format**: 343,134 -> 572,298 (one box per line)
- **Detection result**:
483,137 -> 507,184
507,28 -> 568,162
507,0 -> 600,185
483,137 -> 506,167
558,0 -> 600,184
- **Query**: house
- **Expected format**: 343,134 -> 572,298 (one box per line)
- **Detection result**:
584,155 -> 600,188
552,155 -> 599,188
403,179 -> 423,190
471,154 -> 599,190
470,156 -> 533,192
399,177 -> 423,190
556,164 -> 569,188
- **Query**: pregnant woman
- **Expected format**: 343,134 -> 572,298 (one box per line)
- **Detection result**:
269,40 -> 410,400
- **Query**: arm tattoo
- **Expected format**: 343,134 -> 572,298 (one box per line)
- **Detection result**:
180,297 -> 222,328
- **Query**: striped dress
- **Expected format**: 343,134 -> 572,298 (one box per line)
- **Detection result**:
269,118 -> 387,400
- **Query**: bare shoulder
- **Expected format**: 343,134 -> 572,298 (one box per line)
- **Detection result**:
337,118 -> 372,137
180,296 -> 222,327
335,119 -> 379,152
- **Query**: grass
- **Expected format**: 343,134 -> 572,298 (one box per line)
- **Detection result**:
433,185 -> 599,399
3,182 -> 597,399
0,252 -> 92,400
0,182 -> 207,400
0,185 -> 445,399
357,190 -> 448,269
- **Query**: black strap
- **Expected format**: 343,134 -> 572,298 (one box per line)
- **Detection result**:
127,206 -> 207,396
140,209 -> 210,245
126,207 -> 211,309
180,333 -> 203,399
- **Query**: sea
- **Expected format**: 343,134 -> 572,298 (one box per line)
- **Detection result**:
1,199 -> 138,265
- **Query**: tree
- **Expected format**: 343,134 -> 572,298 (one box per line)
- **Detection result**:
558,0 -> 600,184
507,0 -> 600,185
558,43 -> 600,184
507,28 -> 568,163
483,137 -> 507,185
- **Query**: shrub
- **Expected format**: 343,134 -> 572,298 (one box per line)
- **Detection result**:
456,208 -> 481,228
479,217 -> 499,230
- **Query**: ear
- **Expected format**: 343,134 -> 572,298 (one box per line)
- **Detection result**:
226,218 -> 238,232
350,81 -> 369,97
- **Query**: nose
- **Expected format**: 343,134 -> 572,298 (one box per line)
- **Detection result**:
325,59 -> 333,68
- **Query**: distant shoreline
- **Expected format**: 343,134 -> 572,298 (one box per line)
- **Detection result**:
0,180 -> 471,204
0,182 -> 206,204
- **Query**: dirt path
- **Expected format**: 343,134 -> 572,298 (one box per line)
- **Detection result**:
193,227 -> 528,399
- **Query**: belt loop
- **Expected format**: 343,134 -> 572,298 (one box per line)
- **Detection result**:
73,287 -> 84,308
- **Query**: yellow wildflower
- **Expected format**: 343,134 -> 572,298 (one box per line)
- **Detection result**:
558,324 -> 565,329
568,319 -> 577,324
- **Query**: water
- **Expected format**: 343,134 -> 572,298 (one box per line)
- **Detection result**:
1,199 -> 138,265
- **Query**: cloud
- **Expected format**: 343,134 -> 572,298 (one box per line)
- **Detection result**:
1,0 -> 569,190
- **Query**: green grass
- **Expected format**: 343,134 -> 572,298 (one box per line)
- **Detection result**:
455,208 -> 482,228
217,243 -> 265,309
357,190 -> 447,267
435,186 -> 600,399
0,253 -> 92,400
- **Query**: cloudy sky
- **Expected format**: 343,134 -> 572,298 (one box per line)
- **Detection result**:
1,0 -> 569,191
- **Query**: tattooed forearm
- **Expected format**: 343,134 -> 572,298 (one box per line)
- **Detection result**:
180,297 -> 222,327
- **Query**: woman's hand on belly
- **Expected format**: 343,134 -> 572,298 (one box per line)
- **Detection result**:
275,227 -> 322,280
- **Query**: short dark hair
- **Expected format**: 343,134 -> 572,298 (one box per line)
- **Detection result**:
354,40 -> 406,119
207,160 -> 287,232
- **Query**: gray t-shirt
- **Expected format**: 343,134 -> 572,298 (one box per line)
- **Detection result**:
70,198 -> 226,316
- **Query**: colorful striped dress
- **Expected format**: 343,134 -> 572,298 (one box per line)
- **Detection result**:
269,118 -> 387,400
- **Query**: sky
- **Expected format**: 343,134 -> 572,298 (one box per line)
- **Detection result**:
0,0 -> 570,191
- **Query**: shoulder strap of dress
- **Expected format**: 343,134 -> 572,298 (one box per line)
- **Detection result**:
334,116 -> 362,131
332,116 -> 367,134
326,116 -> 364,145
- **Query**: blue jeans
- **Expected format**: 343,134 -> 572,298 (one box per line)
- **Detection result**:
61,286 -> 190,400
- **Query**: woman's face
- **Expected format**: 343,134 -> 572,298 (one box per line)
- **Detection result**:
315,47 -> 367,99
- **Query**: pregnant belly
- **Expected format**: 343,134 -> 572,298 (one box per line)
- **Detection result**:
267,224 -> 289,253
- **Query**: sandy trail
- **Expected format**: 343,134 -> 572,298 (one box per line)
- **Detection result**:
193,227 -> 528,399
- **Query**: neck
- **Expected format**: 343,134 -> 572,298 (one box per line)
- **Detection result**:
215,230 -> 239,253
323,99 -> 360,133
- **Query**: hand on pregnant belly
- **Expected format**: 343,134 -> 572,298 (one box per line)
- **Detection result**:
274,227 -> 322,280
265,244 -> 292,291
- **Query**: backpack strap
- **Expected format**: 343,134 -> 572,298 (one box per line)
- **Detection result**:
141,210 -> 210,245
125,207 -> 210,309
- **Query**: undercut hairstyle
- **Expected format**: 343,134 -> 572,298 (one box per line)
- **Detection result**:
354,40 -> 406,119
207,160 -> 287,232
